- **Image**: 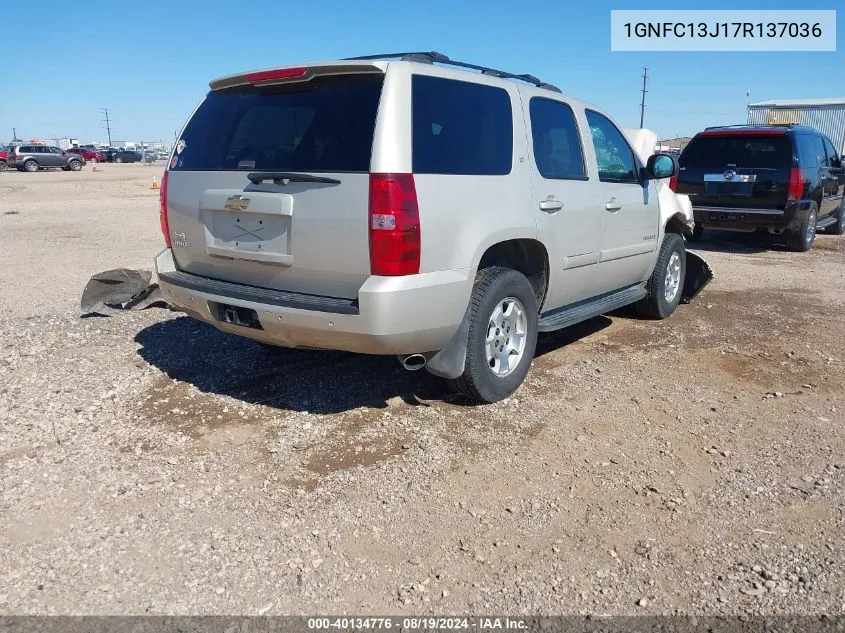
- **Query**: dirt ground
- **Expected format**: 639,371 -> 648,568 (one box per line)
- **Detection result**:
0,165 -> 843,616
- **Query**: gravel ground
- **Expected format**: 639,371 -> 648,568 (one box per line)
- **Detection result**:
0,166 -> 843,616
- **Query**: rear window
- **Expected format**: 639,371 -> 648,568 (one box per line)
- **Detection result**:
681,134 -> 792,169
172,74 -> 384,172
412,75 -> 512,175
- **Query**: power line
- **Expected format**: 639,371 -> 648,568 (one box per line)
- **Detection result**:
101,107 -> 112,147
639,67 -> 648,128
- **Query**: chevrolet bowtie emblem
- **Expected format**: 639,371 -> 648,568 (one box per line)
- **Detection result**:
224,195 -> 250,211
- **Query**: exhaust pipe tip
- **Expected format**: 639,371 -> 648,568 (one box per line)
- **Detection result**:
398,353 -> 427,371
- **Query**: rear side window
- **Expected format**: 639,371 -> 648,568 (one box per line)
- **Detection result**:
529,98 -> 586,180
795,135 -> 824,169
681,134 -> 792,169
412,75 -> 512,175
172,74 -> 384,172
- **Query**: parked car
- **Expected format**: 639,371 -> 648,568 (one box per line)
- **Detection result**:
154,51 -> 709,403
0,149 -> 7,172
68,147 -> 106,162
9,145 -> 85,172
113,149 -> 143,163
673,124 -> 844,250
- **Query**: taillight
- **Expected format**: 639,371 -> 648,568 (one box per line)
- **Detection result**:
368,173 -> 420,276
787,168 -> 803,203
159,170 -> 171,247
668,174 -> 678,192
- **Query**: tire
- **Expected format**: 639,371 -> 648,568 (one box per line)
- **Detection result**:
23,160 -> 38,173
785,203 -> 817,252
446,267 -> 538,404
635,233 -> 686,320
68,160 -> 82,171
0,160 -> 7,172
115,157 -> 123,163
688,224 -> 704,243
825,201 -> 844,235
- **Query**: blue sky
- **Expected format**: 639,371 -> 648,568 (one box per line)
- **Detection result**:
1,0 -> 842,145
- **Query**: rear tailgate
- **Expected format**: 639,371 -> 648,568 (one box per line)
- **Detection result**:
166,66 -> 385,301
677,132 -> 794,209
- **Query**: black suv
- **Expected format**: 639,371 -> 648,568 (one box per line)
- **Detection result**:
674,125 -> 844,251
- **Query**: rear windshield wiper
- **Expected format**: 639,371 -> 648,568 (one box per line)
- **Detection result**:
247,172 -> 341,185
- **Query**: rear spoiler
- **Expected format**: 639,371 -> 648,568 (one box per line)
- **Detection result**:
209,62 -> 384,91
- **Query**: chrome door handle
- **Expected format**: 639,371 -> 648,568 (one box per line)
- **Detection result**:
539,198 -> 563,212
605,199 -> 622,212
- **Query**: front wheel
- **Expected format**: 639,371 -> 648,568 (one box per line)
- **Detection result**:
115,157 -> 123,163
0,160 -> 7,172
636,233 -> 686,319
68,160 -> 82,171
786,203 -> 817,252
447,267 -> 538,403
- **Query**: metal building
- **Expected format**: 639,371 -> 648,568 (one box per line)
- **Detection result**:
747,98 -> 845,154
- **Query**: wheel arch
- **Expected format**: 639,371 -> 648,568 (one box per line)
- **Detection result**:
664,211 -> 693,237
474,236 -> 550,311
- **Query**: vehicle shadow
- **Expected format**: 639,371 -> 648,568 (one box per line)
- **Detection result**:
688,229 -> 789,254
135,313 -> 614,413
134,316 -> 448,414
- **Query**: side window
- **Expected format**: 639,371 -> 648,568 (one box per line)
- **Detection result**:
529,98 -> 586,180
52,147 -> 63,154
585,110 -> 639,183
822,136 -> 841,169
412,75 -> 513,176
797,135 -> 823,169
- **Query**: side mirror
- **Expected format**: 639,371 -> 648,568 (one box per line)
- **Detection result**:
646,153 -> 677,180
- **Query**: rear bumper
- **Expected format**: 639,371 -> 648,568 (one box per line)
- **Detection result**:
693,202 -> 810,232
154,249 -> 472,355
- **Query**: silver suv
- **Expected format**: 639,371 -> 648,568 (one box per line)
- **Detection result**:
155,52 -> 702,403
11,145 -> 85,172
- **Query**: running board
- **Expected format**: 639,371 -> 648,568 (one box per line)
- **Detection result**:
538,285 -> 646,332
816,215 -> 836,229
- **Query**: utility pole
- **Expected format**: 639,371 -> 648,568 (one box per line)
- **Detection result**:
745,89 -> 751,123
639,67 -> 648,128
101,107 -> 113,147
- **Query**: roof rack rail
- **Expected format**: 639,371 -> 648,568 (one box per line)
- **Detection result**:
703,123 -> 796,130
344,51 -> 561,93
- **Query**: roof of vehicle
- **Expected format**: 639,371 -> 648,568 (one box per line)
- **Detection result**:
209,51 -> 563,94
697,124 -> 818,135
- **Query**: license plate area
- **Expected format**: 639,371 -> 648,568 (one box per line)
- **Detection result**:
703,173 -> 756,198
201,209 -> 292,266
213,303 -> 263,329
709,212 -> 740,222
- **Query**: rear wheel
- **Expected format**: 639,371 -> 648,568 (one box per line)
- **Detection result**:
447,267 -> 538,404
23,160 -> 38,173
0,160 -> 7,172
786,203 -> 817,252
68,160 -> 82,171
636,233 -> 686,319
115,157 -> 123,163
